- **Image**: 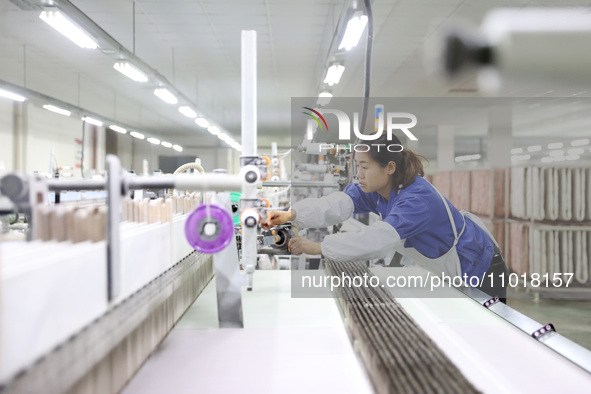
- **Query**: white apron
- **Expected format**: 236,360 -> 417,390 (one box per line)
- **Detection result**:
395,184 -> 499,277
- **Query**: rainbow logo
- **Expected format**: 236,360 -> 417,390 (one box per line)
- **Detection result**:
302,107 -> 328,131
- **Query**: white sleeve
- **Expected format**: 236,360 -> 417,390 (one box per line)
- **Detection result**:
321,221 -> 402,261
291,192 -> 354,228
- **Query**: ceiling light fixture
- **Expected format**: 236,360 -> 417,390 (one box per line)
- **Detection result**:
338,14 -> 368,51
324,65 -> 345,86
527,145 -> 542,152
130,131 -> 145,140
154,88 -> 178,104
208,126 -> 220,135
510,148 -> 523,154
43,104 -> 71,117
178,106 -> 197,118
195,117 -> 210,128
571,139 -> 589,147
511,154 -> 531,161
172,144 -> 183,152
109,125 -> 127,134
113,61 -> 148,83
147,137 -> 160,145
0,88 -> 26,102
317,91 -> 333,105
82,116 -> 103,126
39,9 -> 98,49
161,141 -> 173,148
547,142 -> 563,149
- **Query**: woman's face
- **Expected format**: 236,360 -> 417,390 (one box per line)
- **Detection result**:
354,151 -> 396,194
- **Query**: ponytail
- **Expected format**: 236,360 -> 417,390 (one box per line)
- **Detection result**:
362,133 -> 427,191
393,149 -> 425,190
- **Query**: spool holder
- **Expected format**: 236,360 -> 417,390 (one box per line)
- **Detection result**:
185,204 -> 234,254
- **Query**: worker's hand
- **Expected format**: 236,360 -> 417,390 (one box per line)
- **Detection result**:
261,210 -> 292,230
289,237 -> 321,256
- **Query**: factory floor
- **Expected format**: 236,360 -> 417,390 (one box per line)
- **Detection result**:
507,293 -> 591,351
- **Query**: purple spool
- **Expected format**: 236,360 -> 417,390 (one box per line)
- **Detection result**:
185,204 -> 233,253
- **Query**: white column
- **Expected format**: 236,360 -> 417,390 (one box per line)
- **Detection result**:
437,125 -> 455,171
241,30 -> 257,157
488,106 -> 512,167
13,101 -> 27,172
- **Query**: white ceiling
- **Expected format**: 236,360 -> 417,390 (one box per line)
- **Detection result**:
1,0 -> 591,157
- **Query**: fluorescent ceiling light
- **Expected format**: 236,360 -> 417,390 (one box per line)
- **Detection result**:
178,106 -> 197,118
549,150 -> 564,157
527,145 -> 542,152
208,126 -> 220,135
82,116 -> 103,126
130,131 -> 145,140
39,10 -> 97,49
218,133 -> 230,141
0,88 -> 26,102
547,142 -> 563,149
324,65 -> 345,86
161,141 -> 173,148
154,88 -> 178,104
173,144 -> 183,152
571,139 -> 589,146
338,15 -> 368,51
511,154 -> 531,161
147,137 -> 160,145
113,61 -> 148,83
455,154 -> 481,162
510,148 -> 523,154
43,104 -> 71,117
541,157 -> 553,163
195,117 -> 209,128
317,91 -> 333,105
566,154 -> 580,161
109,125 -> 127,134
567,148 -> 584,155
553,156 -> 566,162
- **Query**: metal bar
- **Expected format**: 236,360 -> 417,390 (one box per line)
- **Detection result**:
46,179 -> 106,191
46,174 -> 242,193
262,181 -> 339,188
457,286 -> 591,374
128,174 -> 242,191
106,155 -> 121,301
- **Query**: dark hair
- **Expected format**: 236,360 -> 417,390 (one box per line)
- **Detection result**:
357,133 -> 426,191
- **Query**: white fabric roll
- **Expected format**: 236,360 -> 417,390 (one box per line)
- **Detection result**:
572,168 -> 586,222
587,169 -> 591,220
535,167 -> 545,220
525,167 -> 533,220
561,231 -> 573,277
511,167 -> 527,219
559,168 -> 572,221
544,168 -> 559,221
525,167 -> 544,220
574,231 -> 588,284
588,232 -> 591,283
529,229 -> 545,277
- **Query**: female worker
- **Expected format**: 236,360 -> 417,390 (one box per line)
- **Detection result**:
262,133 -> 508,301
